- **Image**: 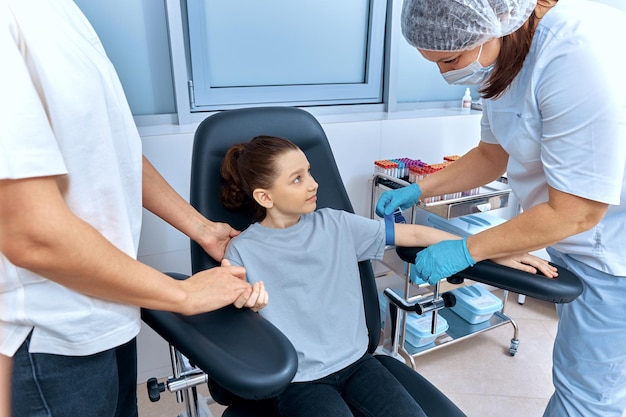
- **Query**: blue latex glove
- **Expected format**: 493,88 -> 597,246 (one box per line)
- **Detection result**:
413,238 -> 476,285
409,265 -> 429,286
375,183 -> 422,217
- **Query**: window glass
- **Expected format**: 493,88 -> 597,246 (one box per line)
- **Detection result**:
75,0 -> 482,119
75,0 -> 175,115
186,0 -> 385,109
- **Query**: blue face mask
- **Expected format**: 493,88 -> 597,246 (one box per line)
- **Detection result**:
441,45 -> 494,86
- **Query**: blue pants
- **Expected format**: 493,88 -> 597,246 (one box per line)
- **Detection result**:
543,248 -> 626,417
12,333 -> 138,417
274,353 -> 427,417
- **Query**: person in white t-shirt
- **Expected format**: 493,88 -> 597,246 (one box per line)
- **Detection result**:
378,1 -> 626,416
0,354 -> 10,417
0,1 -> 266,416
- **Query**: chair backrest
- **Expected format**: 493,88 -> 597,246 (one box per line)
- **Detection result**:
189,106 -> 381,353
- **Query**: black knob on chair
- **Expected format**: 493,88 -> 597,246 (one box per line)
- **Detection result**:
442,292 -> 456,308
147,377 -> 166,402
446,275 -> 465,285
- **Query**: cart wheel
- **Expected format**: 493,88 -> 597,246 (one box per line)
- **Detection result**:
509,338 -> 519,356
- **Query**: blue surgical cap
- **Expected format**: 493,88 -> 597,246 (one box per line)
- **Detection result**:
401,0 -> 537,52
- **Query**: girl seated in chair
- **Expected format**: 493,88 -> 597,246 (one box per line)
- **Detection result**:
221,136 -> 555,417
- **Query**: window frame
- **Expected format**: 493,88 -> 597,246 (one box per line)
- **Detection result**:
182,0 -> 387,112
156,0 -> 465,127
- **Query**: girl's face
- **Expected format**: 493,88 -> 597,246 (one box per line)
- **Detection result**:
254,149 -> 319,228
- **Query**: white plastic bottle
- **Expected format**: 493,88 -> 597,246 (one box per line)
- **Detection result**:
461,88 -> 472,113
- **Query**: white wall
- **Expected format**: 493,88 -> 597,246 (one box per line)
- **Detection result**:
135,110 -> 484,383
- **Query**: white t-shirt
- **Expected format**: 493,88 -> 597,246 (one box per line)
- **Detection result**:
481,0 -> 626,275
0,0 -> 143,356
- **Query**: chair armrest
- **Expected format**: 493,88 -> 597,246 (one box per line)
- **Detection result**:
395,247 -> 583,303
141,272 -> 297,400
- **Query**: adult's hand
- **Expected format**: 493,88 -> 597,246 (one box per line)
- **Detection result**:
196,221 -> 240,261
178,260 -> 251,315
225,259 -> 269,312
413,238 -> 475,285
375,183 -> 422,217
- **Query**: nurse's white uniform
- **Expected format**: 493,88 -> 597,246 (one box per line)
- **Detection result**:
481,1 -> 626,415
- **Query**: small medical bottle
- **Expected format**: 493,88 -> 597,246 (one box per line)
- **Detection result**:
461,88 -> 472,113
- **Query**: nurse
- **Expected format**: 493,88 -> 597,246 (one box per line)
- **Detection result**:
377,0 -> 626,416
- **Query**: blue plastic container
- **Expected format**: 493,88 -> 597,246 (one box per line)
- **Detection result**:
448,284 -> 503,324
379,292 -> 448,347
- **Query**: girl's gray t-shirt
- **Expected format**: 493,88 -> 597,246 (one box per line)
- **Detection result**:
225,208 -> 385,382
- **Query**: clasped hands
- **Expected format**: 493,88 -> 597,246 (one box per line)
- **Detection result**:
181,221 -> 268,315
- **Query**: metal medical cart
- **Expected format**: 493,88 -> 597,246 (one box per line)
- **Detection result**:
370,173 -> 520,369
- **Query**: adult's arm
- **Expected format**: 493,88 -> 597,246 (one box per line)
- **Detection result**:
466,185 -> 608,262
141,156 -> 239,261
0,175 -> 251,315
393,220 -> 556,277
409,141 -> 608,265
418,141 -> 509,200
0,354 -> 10,417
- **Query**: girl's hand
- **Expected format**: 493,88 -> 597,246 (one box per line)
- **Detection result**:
223,259 -> 269,312
240,281 -> 269,312
491,253 -> 559,278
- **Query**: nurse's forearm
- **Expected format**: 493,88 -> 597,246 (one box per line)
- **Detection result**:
419,143 -> 508,199
466,187 -> 608,261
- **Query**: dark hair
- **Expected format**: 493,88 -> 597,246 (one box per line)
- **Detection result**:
221,135 -> 300,221
481,1 -> 555,99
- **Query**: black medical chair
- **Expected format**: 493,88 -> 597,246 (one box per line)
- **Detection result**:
142,106 -> 583,417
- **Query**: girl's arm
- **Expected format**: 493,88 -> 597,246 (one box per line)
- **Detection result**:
418,142 -> 509,200
222,259 -> 269,312
393,223 -> 459,248
393,222 -> 557,277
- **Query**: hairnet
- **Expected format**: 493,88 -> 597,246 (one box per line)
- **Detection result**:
401,0 -> 537,52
